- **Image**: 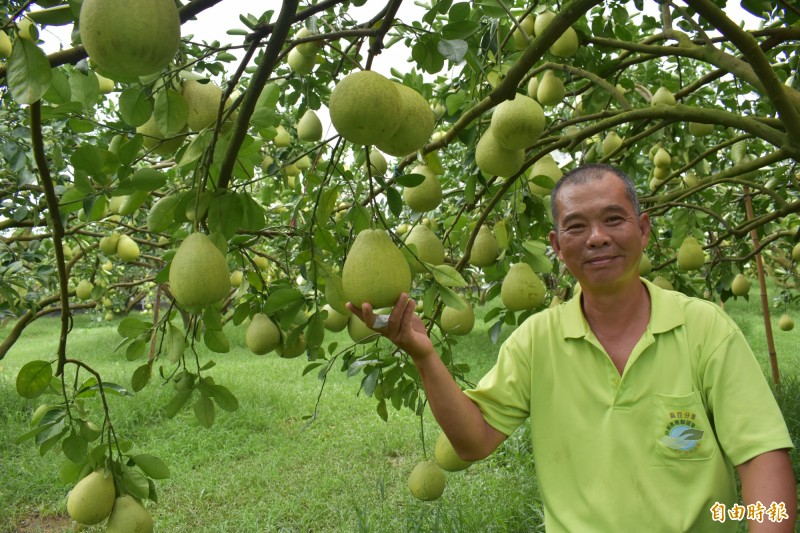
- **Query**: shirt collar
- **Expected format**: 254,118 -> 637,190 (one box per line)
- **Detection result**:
560,278 -> 685,339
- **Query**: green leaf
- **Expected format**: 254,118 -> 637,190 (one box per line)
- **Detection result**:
123,467 -> 150,499
42,68 -> 70,104
132,454 -> 170,480
118,88 -> 153,127
305,312 -> 325,349
177,129 -> 211,168
204,329 -> 230,353
16,360 -> 53,399
58,458 -> 83,485
386,187 -> 403,217
62,432 -> 88,463
395,173 -> 426,187
207,192 -> 243,239
7,38 -> 52,105
203,306 -> 223,331
164,390 -> 192,418
194,395 -> 215,428
362,368 -> 380,396
376,399 -> 388,421
70,144 -> 120,179
438,39 -> 469,61
430,264 -> 468,287
263,288 -> 304,313
58,187 -> 85,214
131,363 -> 151,392
437,284 -> 467,310
210,385 -> 239,412
122,337 -> 146,361
118,317 -> 152,338
154,89 -> 188,137
68,70 -> 100,110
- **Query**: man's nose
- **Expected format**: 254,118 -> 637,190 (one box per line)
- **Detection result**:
586,223 -> 610,247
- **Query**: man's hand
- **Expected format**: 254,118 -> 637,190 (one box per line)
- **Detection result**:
346,293 -> 434,361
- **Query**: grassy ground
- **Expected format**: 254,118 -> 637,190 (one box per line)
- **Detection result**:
0,289 -> 797,533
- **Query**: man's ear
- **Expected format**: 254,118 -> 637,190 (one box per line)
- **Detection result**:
549,230 -> 563,260
638,212 -> 651,246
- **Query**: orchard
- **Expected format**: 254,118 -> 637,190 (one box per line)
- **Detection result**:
1,0 -> 800,529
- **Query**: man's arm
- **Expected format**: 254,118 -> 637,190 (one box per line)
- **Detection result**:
347,293 -> 506,461
736,449 -> 797,532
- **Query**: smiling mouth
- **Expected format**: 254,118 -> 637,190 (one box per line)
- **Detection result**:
586,256 -> 617,265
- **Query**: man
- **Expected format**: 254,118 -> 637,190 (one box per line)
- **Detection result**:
348,164 -> 796,531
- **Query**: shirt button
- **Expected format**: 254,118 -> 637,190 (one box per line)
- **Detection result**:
612,378 -> 620,386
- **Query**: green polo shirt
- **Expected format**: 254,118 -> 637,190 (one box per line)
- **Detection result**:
464,278 -> 793,532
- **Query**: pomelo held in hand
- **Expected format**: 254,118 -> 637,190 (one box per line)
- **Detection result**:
169,233 -> 231,311
342,229 -> 411,308
80,0 -> 181,78
66,467 -> 116,525
329,70 -> 402,146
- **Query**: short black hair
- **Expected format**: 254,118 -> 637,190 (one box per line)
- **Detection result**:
550,164 -> 641,229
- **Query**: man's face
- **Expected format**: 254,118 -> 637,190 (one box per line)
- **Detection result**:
548,173 -> 650,295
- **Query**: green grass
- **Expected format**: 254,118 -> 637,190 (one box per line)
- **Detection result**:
0,291 -> 798,532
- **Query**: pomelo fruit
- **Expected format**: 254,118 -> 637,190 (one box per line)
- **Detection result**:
434,431 -> 473,471
638,254 -> 652,276
501,263 -> 545,311
652,276 -> 674,291
66,468 -> 116,525
489,94 -> 544,150
731,273 -> 750,296
468,225 -> 500,268
99,232 -> 120,255
536,70 -> 565,106
116,235 -> 140,262
295,27 -> 323,58
169,233 -> 231,311
342,229 -> 412,308
408,460 -> 446,501
272,125 -> 291,147
322,304 -> 350,332
676,236 -> 705,271
0,31 -> 11,59
288,47 -> 316,74
375,82 -> 436,157
137,115 -> 185,157
550,27 -> 579,57
440,297 -> 475,336
688,122 -> 714,137
476,129 -> 525,178
367,149 -> 388,176
277,330 -> 306,358
80,0 -> 180,78
602,131 -> 623,157
246,313 -> 281,355
404,225 -> 445,273
147,195 -> 179,233
182,80 -> 226,131
76,280 -> 94,300
403,165 -> 442,212
107,495 -> 153,533
329,70 -> 402,146
297,109 -> 323,142
347,314 -> 375,343
778,314 -> 794,331
651,86 -> 676,106
511,14 -> 535,50
528,154 -> 562,196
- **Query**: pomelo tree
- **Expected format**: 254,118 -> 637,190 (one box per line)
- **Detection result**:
1,0 -> 799,517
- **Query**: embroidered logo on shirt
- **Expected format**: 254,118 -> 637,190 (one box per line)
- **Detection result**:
660,411 -> 705,452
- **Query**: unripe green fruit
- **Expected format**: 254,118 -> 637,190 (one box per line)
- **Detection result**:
792,242 -> 800,262
602,131 -> 623,157
96,73 -> 115,94
651,86 -> 676,106
76,280 -> 94,300
688,122 -> 714,137
80,0 -> 180,78
375,82 -> 436,157
638,254 -> 652,276
136,115 -> 185,156
342,229 -> 412,308
287,47 -> 316,74
550,26 -> 579,57
116,235 -> 140,262
16,18 -> 38,42
67,468 -> 116,525
107,495 -> 153,533
322,304 -> 350,332
297,109 -> 323,142
526,76 -> 539,99
528,154 -> 562,196
277,330 -> 306,359
778,314 -> 795,331
537,71 -> 565,106
676,237 -> 705,271
731,274 -> 750,296
169,233 -> 231,311
295,27 -> 323,58
476,129 -> 525,178
408,460 -> 446,501
469,225 -> 500,268
404,225 -> 445,273
246,313 -> 281,355
329,70 -> 402,146
489,94 -> 545,150
440,297 -> 475,336
79,420 -> 103,441
403,165 -> 442,212
501,263 -> 545,311
230,270 -> 243,288
30,404 -> 51,426
533,10 -> 556,36
652,276 -> 674,291
434,431 -> 473,471
511,14 -> 535,50
653,147 -> 671,168
367,149 -> 388,176
272,125 -> 291,147
347,314 -> 375,343
182,80 -> 226,131
0,31 -> 11,59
